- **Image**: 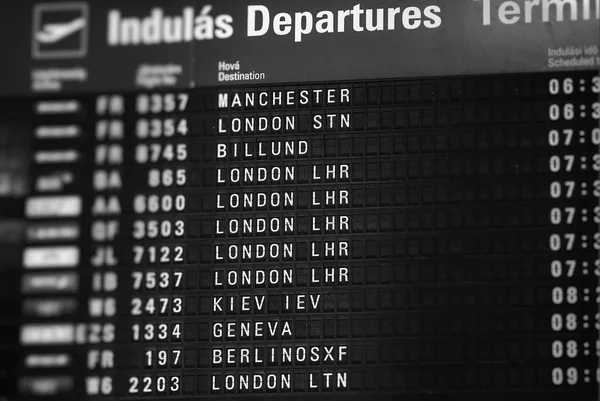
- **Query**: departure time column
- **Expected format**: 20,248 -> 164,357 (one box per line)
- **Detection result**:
546,73 -> 600,390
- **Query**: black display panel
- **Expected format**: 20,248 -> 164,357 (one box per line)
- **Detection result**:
0,1 -> 599,400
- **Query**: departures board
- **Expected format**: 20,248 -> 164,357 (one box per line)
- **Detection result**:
0,0 -> 599,400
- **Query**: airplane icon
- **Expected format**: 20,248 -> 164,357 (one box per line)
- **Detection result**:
36,17 -> 86,44
32,3 -> 89,59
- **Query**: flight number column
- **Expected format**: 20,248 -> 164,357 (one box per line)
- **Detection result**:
125,93 -> 190,397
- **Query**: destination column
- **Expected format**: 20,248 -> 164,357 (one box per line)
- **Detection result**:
204,85 -> 353,394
